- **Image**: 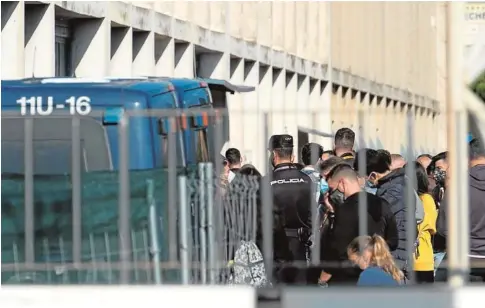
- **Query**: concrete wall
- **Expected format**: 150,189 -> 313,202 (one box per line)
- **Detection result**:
1,1 -> 448,170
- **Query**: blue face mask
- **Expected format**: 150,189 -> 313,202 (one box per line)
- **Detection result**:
364,180 -> 377,195
320,178 -> 329,195
365,180 -> 376,189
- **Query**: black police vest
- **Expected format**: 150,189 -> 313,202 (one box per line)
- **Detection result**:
268,163 -> 313,229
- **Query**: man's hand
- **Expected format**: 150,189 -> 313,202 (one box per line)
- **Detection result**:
319,271 -> 332,283
323,193 -> 334,213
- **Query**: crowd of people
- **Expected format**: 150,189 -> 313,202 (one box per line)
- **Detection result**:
220,127 -> 485,287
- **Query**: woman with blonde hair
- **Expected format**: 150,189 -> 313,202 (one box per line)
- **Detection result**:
347,235 -> 404,286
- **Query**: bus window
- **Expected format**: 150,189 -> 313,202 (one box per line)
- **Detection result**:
195,130 -> 210,163
1,117 -> 111,174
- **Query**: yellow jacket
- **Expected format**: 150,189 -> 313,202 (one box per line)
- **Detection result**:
414,193 -> 437,271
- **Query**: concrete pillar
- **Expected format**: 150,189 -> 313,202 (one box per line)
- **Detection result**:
228,58 -> 245,152
71,18 -> 110,77
272,68 -> 285,134
333,86 -> 344,131
155,35 -> 174,76
319,81 -> 332,150
284,72 -> 298,160
375,98 -> 387,150
197,52 -> 229,80
296,75 -> 310,147
132,30 -> 155,76
174,42 -> 194,78
258,65 -> 273,170
2,1 -> 25,78
24,4 -> 55,77
309,80 -> 321,146
382,99 -> 393,151
368,95 -> 379,149
242,60 -> 259,167
354,92 -> 363,149
110,27 -> 132,76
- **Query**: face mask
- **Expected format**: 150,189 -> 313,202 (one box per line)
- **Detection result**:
329,188 -> 345,207
433,169 -> 447,186
320,178 -> 329,195
368,173 -> 378,186
364,180 -> 378,195
365,180 -> 376,189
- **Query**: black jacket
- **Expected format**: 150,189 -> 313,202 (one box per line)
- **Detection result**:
322,191 -> 398,284
437,165 -> 485,256
262,163 -> 314,229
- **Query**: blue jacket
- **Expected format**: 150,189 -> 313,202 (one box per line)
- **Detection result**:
375,168 -> 424,270
301,166 -> 321,203
357,267 -> 399,286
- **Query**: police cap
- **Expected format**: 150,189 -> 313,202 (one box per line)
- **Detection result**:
268,134 -> 294,150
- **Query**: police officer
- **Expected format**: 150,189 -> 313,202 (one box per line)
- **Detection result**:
264,134 -> 314,284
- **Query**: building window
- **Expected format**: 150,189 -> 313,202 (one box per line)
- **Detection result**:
55,20 -> 72,77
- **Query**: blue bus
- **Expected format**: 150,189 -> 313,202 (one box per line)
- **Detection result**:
1,77 -> 254,173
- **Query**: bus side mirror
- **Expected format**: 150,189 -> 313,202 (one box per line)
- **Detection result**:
157,118 -> 170,136
190,112 -> 209,129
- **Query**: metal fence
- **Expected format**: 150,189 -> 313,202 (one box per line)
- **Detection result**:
0,105 -> 482,287
0,108 -> 262,285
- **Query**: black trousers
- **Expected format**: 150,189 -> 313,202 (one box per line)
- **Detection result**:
414,271 -> 435,283
275,236 -> 315,285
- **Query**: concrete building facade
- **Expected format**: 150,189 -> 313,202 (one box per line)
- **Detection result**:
1,1 -> 448,170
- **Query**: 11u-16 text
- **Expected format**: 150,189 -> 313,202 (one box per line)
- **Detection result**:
16,96 -> 92,116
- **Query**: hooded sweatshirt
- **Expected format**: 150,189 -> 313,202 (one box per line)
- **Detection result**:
437,165 -> 485,256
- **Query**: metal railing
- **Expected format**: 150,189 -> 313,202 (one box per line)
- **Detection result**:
1,106 -> 475,287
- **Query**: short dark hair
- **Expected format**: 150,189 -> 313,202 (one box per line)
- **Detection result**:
326,163 -> 357,181
239,164 -> 262,178
427,151 -> 448,174
377,149 -> 391,160
301,142 -> 324,166
414,161 -> 429,195
354,148 -> 378,175
319,156 -> 347,174
470,138 -> 485,160
366,149 -> 391,175
274,148 -> 293,160
417,154 -> 433,160
225,148 -> 241,165
334,128 -> 355,150
432,152 -> 448,165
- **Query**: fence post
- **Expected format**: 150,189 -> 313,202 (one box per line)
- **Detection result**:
71,116 -> 82,268
446,1 -> 468,288
118,114 -> 131,284
24,117 -> 35,265
405,108 -> 416,284
168,117 -> 178,262
206,162 -> 217,284
147,179 -> 162,284
178,175 -> 190,284
198,163 -> 208,284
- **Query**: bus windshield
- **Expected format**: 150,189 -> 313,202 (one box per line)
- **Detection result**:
1,117 -> 112,175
